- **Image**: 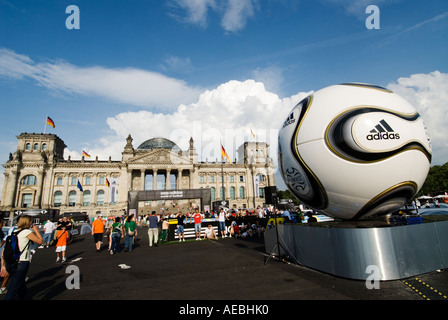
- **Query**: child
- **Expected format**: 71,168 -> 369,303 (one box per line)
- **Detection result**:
55,227 -> 69,263
160,217 -> 170,242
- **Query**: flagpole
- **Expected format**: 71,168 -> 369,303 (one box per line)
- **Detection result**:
44,115 -> 47,134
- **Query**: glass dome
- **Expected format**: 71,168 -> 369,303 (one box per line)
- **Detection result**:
137,137 -> 180,151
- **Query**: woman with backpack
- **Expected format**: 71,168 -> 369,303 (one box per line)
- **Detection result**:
0,215 -> 42,300
110,216 -> 123,254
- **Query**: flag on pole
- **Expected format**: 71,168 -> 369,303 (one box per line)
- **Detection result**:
250,128 -> 255,138
46,116 -> 55,128
221,144 -> 232,164
82,151 -> 91,158
77,180 -> 83,192
106,178 -> 110,187
250,128 -> 255,139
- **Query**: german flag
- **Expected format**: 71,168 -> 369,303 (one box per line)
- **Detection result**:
46,116 -> 55,128
250,128 -> 255,139
221,144 -> 232,164
82,151 -> 91,158
106,178 -> 110,187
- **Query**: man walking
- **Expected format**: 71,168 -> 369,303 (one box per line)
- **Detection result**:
148,211 -> 159,247
92,214 -> 105,253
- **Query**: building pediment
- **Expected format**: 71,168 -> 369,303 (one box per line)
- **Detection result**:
20,186 -> 37,192
126,149 -> 189,165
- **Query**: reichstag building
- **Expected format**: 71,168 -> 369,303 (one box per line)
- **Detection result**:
1,133 -> 276,219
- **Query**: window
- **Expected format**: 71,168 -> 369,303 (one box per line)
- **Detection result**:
22,193 -> 32,208
99,177 -> 105,185
33,143 -> 39,150
239,187 -> 245,199
210,176 -> 215,183
22,175 -> 37,185
85,177 -> 91,185
71,177 -> 77,186
42,143 -> 47,151
200,176 -> 205,183
83,190 -> 91,206
230,187 -> 235,200
239,175 -> 244,182
210,187 -> 215,201
170,173 -> 177,190
230,175 -> 234,182
97,190 -> 105,205
144,174 -> 153,191
25,143 -> 31,150
56,177 -> 63,185
68,191 -> 76,206
259,188 -> 264,198
54,191 -> 62,207
220,187 -> 225,200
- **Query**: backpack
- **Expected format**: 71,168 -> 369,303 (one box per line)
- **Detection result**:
3,229 -> 30,274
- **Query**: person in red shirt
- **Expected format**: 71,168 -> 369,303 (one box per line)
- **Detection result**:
193,209 -> 202,241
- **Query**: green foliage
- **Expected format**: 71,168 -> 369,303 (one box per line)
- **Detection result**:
419,162 -> 448,196
277,189 -> 301,205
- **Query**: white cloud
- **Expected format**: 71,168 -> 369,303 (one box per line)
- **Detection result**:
221,0 -> 257,33
161,55 -> 194,74
0,48 -> 37,79
387,71 -> 448,165
0,48 -> 203,110
168,0 -> 217,27
168,0 -> 258,33
99,79 -> 309,167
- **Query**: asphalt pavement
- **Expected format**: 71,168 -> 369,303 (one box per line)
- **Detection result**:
2,226 -> 447,314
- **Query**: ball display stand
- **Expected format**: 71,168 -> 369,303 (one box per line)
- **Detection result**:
264,216 -> 448,281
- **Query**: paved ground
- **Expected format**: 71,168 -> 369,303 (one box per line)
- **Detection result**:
2,226 -> 448,313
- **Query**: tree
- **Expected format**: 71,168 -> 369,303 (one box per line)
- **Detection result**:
277,189 -> 301,206
419,162 -> 448,196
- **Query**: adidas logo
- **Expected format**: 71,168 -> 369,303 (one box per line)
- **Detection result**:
282,112 -> 295,128
366,119 -> 400,141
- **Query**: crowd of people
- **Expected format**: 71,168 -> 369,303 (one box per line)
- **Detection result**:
0,205 -> 307,299
134,206 -> 272,241
93,206 -> 271,252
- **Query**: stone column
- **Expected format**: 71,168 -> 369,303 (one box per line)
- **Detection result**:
140,169 -> 145,191
166,169 -> 171,190
127,170 -> 133,191
35,169 -> 44,207
177,169 -> 183,189
153,169 -> 158,191
5,169 -> 19,209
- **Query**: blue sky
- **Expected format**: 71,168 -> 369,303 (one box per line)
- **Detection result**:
0,0 -> 447,192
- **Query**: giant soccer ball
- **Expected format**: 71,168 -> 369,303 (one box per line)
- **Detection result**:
278,83 -> 432,220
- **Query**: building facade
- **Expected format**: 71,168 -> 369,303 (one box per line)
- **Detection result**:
1,133 -> 276,218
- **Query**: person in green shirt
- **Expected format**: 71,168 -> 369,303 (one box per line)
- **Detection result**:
110,217 -> 123,254
124,214 -> 137,252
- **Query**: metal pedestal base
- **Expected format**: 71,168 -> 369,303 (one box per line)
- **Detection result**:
264,220 -> 448,281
